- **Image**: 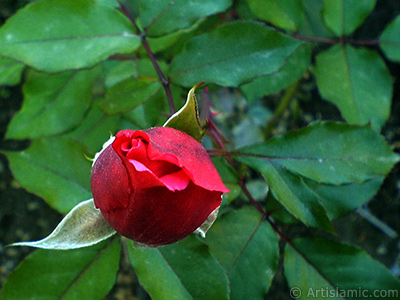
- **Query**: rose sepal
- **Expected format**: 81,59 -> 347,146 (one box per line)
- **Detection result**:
9,199 -> 116,250
193,206 -> 220,238
163,82 -> 206,142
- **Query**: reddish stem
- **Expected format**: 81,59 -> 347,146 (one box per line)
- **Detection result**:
117,1 -> 175,114
292,32 -> 380,46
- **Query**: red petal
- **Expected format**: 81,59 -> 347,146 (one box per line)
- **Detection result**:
91,145 -> 131,212
103,182 -> 223,246
145,127 -> 230,193
128,159 -> 190,191
159,170 -> 190,191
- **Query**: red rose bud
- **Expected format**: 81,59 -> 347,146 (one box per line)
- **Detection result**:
91,127 -> 229,247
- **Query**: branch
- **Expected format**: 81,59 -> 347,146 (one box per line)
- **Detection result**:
118,1 -> 176,114
292,32 -> 380,46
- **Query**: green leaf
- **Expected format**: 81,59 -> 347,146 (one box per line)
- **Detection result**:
128,235 -> 230,300
135,57 -> 169,78
104,60 -> 138,88
147,19 -> 204,53
380,16 -> 400,62
0,238 -> 120,300
133,0 -> 232,37
123,90 -> 167,129
0,0 -> 139,72
205,208 -> 279,300
241,43 -> 311,103
10,199 -> 116,249
284,237 -> 400,300
245,0 -> 304,32
212,157 -> 239,184
0,56 -> 24,86
164,83 -> 205,142
233,122 -> 399,230
300,0 -> 334,38
95,0 -> 118,7
99,76 -> 162,114
3,138 -> 92,214
6,68 -> 100,139
211,157 -> 241,205
322,0 -> 377,36
62,102 -> 121,153
305,177 -> 384,220
169,21 -> 302,87
315,45 -> 392,131
268,175 -> 384,223
235,158 -> 333,231
235,122 -> 399,185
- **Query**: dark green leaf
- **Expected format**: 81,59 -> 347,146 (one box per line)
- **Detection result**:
212,157 -> 241,205
245,0 -> 304,31
169,21 -> 302,87
299,0 -> 334,38
241,43 -> 310,103
6,68 -> 100,139
212,156 -> 239,185
235,158 -> 333,231
233,122 -> 399,230
322,0 -> 377,36
315,45 -> 392,131
3,138 -> 92,213
0,0 -> 139,72
128,235 -> 230,300
205,208 -> 279,300
305,177 -> 384,220
99,77 -> 162,114
135,57 -> 169,78
380,16 -> 400,62
11,199 -> 116,250
284,237 -> 400,300
164,83 -> 205,142
266,194 -> 300,225
63,102 -> 121,153
104,60 -> 138,88
147,20 -> 203,53
95,0 -> 118,7
267,177 -> 384,224
133,0 -> 232,37
235,122 -> 399,185
0,238 -> 120,300
0,56 -> 24,86
123,90 -> 167,129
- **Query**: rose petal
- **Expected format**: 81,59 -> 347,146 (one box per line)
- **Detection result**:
128,159 -> 166,190
145,127 -> 230,193
103,182 -> 223,246
129,159 -> 190,191
91,145 -> 131,213
130,159 -> 150,172
159,170 -> 190,191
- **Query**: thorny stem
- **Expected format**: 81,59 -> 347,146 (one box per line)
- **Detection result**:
117,1 -> 176,114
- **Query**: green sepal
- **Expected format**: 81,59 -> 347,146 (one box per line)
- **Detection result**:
163,83 -> 206,142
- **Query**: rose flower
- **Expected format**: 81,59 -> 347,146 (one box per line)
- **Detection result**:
91,127 -> 229,247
